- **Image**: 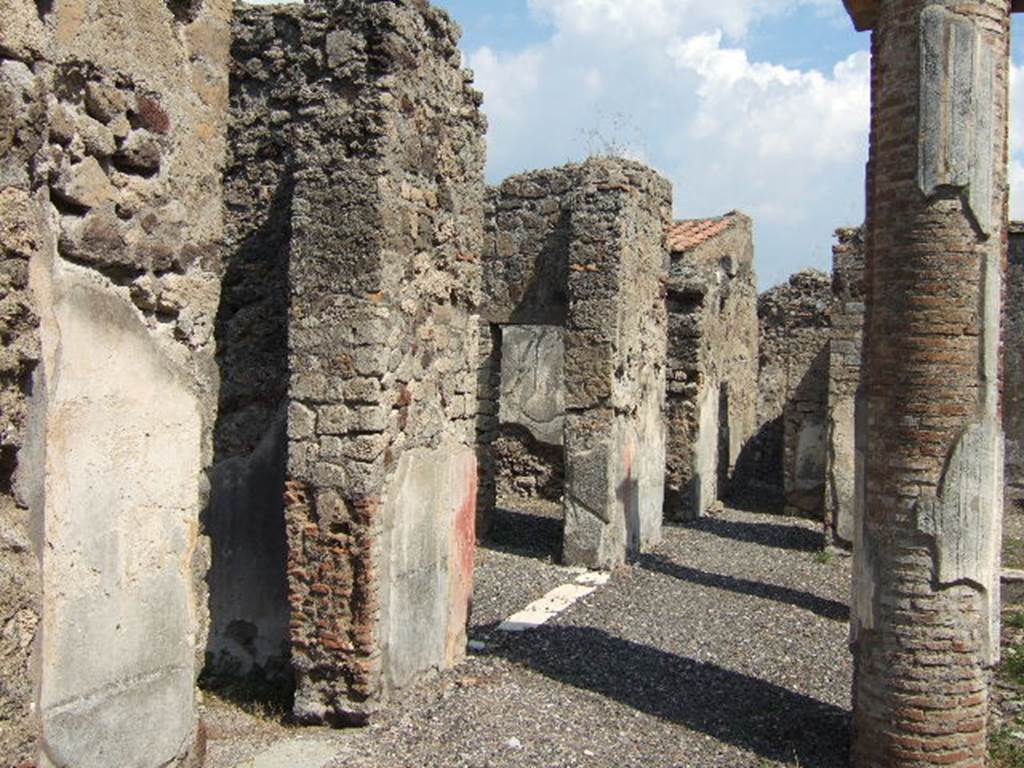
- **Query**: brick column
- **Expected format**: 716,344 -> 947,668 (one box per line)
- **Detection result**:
850,1 -> 1010,766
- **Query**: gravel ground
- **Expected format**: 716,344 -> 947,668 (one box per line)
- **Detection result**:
204,505 -> 853,768
472,499 -> 581,630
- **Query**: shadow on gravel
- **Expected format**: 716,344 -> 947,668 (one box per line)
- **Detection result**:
483,506 -> 562,562
638,554 -> 849,622
495,625 -> 850,767
678,516 -> 824,553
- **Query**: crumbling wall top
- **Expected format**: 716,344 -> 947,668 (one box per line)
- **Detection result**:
843,0 -> 1024,31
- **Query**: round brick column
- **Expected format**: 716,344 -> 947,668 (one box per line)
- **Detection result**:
852,1 -> 1010,766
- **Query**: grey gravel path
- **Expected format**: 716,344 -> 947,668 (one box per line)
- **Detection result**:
204,506 -> 853,768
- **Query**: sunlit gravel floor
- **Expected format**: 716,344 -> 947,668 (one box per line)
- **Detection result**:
204,505 -> 853,768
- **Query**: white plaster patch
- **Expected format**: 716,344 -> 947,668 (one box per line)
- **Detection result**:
498,571 -> 610,632
232,738 -> 338,768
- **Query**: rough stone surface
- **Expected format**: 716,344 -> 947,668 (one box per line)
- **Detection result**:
825,227 -> 865,546
850,2 -> 1009,765
236,0 -> 487,724
203,0 -> 300,688
0,1 -> 232,766
492,428 -> 565,503
664,212 -> 759,521
0,114 -> 43,764
479,159 -> 671,569
734,270 -> 831,518
0,49 -> 48,767
481,169 -> 572,327
476,167 -> 575,531
475,321 -> 502,536
491,325 -> 565,503
1005,223 -> 1024,510
561,159 -> 670,568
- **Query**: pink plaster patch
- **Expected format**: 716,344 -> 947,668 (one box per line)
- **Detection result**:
446,453 -> 477,663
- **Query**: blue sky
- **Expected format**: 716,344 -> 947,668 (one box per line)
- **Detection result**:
250,1 -> 1024,288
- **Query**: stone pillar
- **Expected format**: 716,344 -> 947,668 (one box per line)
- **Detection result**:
561,159 -> 670,568
663,213 -> 759,522
281,0 -> 486,724
846,1 -> 1010,765
825,226 -> 865,546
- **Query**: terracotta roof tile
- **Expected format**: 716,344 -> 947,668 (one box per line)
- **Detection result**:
666,217 -> 733,253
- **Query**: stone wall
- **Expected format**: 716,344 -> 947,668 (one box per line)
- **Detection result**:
477,167 -> 574,532
475,321 -> 501,536
1006,223 -> 1024,511
734,270 -> 831,516
235,0 -> 488,724
481,169 -> 572,327
480,159 -> 671,568
664,213 -> 759,520
1,1 -> 232,765
0,13 -> 45,759
825,227 -> 865,545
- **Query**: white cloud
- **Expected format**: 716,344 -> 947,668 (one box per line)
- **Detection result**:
470,46 -> 544,125
670,32 -> 869,166
527,0 -> 835,43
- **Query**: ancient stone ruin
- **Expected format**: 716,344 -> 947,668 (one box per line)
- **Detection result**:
2,0 -> 231,763
1007,223 -> 1024,511
663,213 -> 758,520
478,161 -> 672,568
825,227 -> 865,546
2,0 -> 1024,766
845,0 -> 1012,764
732,269 -> 832,516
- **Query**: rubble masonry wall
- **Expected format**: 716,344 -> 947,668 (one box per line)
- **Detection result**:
237,0 -> 488,723
480,159 -> 670,567
477,167 -> 573,533
1006,224 -> 1024,510
1,0 -> 232,765
734,270 -> 831,517
664,213 -> 759,520
561,160 -> 670,567
825,227 -> 865,545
